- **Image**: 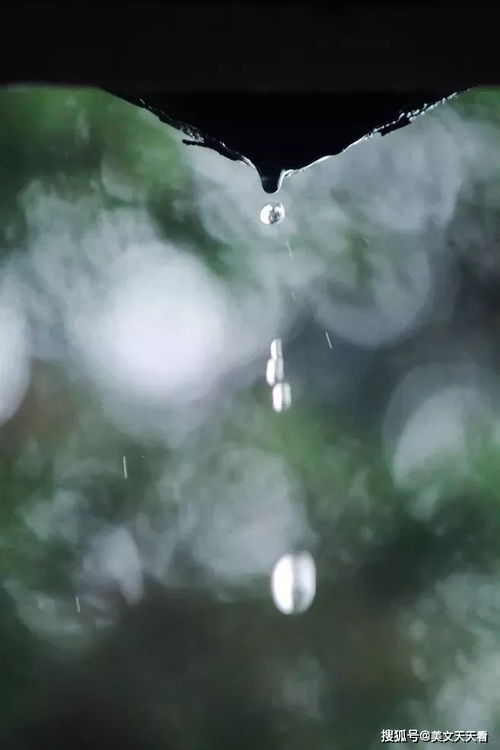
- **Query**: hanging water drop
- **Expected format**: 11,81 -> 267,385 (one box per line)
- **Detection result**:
260,202 -> 285,225
271,551 -> 316,615
272,381 -> 292,412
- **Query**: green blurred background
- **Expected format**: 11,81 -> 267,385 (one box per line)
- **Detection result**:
1,86 -> 500,748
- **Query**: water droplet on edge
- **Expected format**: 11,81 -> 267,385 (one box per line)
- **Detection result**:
259,168 -> 285,194
272,381 -> 292,412
271,552 -> 316,615
260,202 -> 285,225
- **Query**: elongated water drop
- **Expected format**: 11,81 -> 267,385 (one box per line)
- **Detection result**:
260,202 -> 285,225
271,551 -> 316,615
272,381 -> 292,412
270,338 -> 283,359
266,356 -> 284,386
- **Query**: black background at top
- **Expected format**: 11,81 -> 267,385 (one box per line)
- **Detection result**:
0,2 -> 494,184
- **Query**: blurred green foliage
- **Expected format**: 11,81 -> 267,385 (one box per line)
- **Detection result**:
1,86 -> 500,749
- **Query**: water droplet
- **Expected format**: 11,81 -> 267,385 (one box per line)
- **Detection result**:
270,338 -> 283,359
271,551 -> 316,615
266,357 -> 284,386
272,381 -> 292,412
260,202 -> 285,225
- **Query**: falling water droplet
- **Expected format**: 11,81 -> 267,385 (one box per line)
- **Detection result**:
122,455 -> 128,479
325,331 -> 333,349
260,202 -> 285,225
272,381 -> 292,412
266,357 -> 284,386
271,551 -> 316,615
270,338 -> 283,359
